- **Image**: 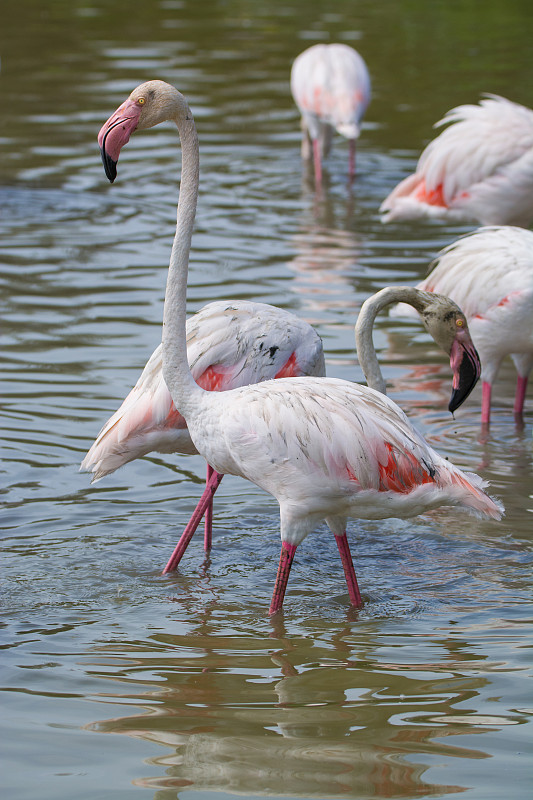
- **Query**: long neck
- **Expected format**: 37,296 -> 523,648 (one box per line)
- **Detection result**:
161,106 -> 206,418
355,286 -> 430,394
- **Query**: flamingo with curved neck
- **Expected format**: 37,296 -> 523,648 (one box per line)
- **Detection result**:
391,226 -> 533,425
97,81 -> 502,614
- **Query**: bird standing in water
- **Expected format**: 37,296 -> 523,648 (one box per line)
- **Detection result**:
290,43 -> 371,184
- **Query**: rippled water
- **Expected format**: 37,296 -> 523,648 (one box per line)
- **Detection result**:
2,1 -> 532,799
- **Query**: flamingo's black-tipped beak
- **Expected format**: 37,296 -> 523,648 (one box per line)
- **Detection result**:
448,333 -> 481,413
100,143 -> 117,183
97,97 -> 142,183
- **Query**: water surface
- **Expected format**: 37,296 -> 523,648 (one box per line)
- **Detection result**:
1,2 -> 532,799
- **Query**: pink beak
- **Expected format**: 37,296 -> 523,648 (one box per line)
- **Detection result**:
448,329 -> 482,413
97,97 -> 142,182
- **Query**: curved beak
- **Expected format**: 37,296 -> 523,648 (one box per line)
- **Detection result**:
448,330 -> 481,413
97,97 -> 142,183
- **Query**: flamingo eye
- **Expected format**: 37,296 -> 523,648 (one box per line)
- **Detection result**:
456,318 -> 464,327
138,97 -> 146,105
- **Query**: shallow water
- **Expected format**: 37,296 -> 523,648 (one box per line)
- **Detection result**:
1,1 -> 532,799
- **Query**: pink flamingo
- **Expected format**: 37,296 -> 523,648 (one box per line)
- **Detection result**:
392,226 -> 533,425
381,95 -> 533,227
81,300 -> 326,561
290,43 -> 371,184
97,80 -> 502,614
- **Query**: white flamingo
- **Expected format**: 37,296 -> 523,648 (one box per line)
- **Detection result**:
81,300 -> 326,560
290,43 -> 371,184
97,80 -> 502,614
380,95 -> 533,227
392,226 -> 533,425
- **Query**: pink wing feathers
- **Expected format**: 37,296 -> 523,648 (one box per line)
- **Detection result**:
381,95 -> 533,226
198,378 -> 503,526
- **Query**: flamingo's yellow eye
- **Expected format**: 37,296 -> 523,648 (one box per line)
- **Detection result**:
138,97 -> 146,105
456,318 -> 464,327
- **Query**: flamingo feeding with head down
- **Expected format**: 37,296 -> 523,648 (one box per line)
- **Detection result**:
290,43 -> 371,184
392,226 -> 533,425
81,300 -> 326,557
97,80 -> 502,614
380,95 -> 533,227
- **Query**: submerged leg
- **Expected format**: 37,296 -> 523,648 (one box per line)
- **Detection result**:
334,533 -> 362,608
162,467 -> 224,574
481,381 -> 492,425
269,542 -> 297,615
204,464 -> 215,552
348,139 -> 356,180
514,375 -> 529,417
312,138 -> 322,185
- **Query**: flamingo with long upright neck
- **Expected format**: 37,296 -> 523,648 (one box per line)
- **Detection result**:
97,81 -> 502,614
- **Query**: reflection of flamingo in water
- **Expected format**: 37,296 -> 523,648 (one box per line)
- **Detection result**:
290,43 -> 371,184
393,226 -> 533,425
87,625 -> 498,799
82,301 -> 326,557
380,95 -> 533,226
96,80 -> 502,614
287,225 -> 363,321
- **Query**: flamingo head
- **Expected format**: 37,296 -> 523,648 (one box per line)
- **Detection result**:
417,293 -> 481,413
98,80 -> 189,182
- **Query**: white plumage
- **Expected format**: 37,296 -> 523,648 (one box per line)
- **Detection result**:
381,96 -> 533,227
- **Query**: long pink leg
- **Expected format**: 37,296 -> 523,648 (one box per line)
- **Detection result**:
312,138 -> 322,185
334,534 -> 362,608
481,381 -> 492,425
269,542 -> 297,615
348,139 -> 356,180
514,375 -> 529,417
204,464 -> 215,552
162,468 -> 224,574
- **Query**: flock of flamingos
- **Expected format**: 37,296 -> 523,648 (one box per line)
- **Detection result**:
82,43 -> 533,614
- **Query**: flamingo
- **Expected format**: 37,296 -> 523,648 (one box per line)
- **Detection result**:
392,226 -> 533,425
290,43 -> 371,184
97,80 -> 502,614
81,300 -> 326,556
380,95 -> 533,227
